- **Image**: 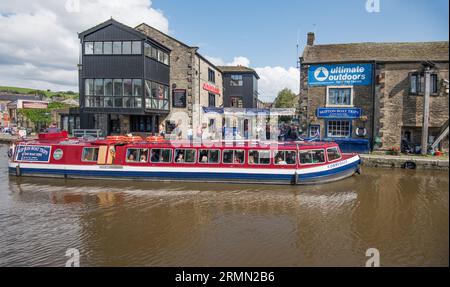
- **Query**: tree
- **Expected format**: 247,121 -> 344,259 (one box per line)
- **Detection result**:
273,88 -> 298,108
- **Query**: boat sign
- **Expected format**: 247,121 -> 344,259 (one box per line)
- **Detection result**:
15,145 -> 52,163
308,63 -> 372,86
316,107 -> 362,119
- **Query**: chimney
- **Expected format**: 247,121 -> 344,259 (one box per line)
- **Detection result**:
307,32 -> 315,46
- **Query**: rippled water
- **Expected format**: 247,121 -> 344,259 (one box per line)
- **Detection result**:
0,144 -> 448,266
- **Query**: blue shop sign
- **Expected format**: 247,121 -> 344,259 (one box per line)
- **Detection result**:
316,107 -> 362,119
308,63 -> 372,86
15,145 -> 52,163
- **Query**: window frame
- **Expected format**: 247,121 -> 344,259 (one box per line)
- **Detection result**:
125,148 -> 149,163
299,149 -> 326,166
81,147 -> 99,162
273,150 -> 297,165
326,147 -> 342,163
409,72 -> 439,95
222,149 -> 245,165
326,86 -> 353,107
198,149 -> 221,164
326,120 -> 352,138
230,74 -> 243,86
149,148 -> 173,163
174,149 -> 197,164
248,150 -> 271,165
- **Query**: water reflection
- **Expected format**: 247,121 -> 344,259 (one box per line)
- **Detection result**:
0,144 -> 448,266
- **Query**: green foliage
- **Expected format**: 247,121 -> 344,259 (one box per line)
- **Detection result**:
18,102 -> 71,127
273,88 -> 298,108
0,86 -> 78,99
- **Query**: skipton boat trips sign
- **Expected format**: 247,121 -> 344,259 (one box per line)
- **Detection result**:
15,145 -> 52,163
308,63 -> 372,86
316,107 -> 362,119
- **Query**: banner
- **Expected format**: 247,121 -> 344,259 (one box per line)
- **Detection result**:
15,145 -> 52,163
308,63 -> 372,86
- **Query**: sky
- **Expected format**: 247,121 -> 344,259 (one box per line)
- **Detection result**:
0,0 -> 448,102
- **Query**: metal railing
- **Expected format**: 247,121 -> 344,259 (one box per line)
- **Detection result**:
72,129 -> 103,139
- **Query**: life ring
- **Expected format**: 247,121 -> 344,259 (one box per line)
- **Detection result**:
146,136 -> 164,142
355,127 -> 367,137
106,136 -> 127,141
126,136 -> 144,142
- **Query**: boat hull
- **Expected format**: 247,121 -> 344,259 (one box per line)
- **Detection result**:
9,155 -> 361,186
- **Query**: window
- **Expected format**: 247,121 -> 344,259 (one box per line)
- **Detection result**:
123,79 -> 132,97
132,41 -> 141,54
94,42 -> 103,54
223,150 -> 245,164
150,149 -> 172,163
410,73 -> 438,94
208,93 -> 216,107
172,89 -> 186,108
230,97 -> 243,108
198,150 -> 220,164
327,147 -> 341,162
327,120 -> 351,138
208,68 -> 215,83
274,151 -> 296,165
113,41 -> 122,54
144,43 -> 151,57
309,125 -> 320,138
163,52 -> 169,65
81,147 -> 99,162
94,79 -> 104,96
133,79 -> 142,97
85,79 -> 94,95
327,87 -> 352,106
174,149 -> 196,163
104,79 -> 113,107
230,75 -> 243,86
157,50 -> 164,62
299,150 -> 325,165
84,42 -> 94,54
151,46 -> 158,59
103,42 -> 112,54
126,148 -> 148,163
122,41 -> 132,54
145,80 -> 169,110
248,150 -> 271,165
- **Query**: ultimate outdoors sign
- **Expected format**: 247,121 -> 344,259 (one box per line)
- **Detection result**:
308,63 -> 372,86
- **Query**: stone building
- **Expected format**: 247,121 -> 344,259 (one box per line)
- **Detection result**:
299,32 -> 449,152
136,23 -> 224,138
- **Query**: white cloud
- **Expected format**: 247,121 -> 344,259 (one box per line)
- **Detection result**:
205,55 -> 299,102
0,0 -> 169,92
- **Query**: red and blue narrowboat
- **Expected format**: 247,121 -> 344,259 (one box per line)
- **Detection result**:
8,132 -> 361,185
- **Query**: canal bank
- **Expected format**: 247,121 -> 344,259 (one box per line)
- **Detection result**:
360,154 -> 448,170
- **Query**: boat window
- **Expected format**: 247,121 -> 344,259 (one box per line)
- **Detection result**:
274,150 -> 297,165
223,150 -> 245,164
198,149 -> 220,164
299,149 -> 326,165
81,147 -> 99,162
126,148 -> 149,163
174,149 -> 196,163
150,149 -> 172,163
327,147 -> 342,161
248,150 -> 271,165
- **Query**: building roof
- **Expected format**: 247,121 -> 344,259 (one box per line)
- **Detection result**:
301,41 -> 449,64
217,66 -> 260,79
0,93 -> 41,102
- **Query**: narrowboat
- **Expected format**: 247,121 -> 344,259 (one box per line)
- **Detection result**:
8,132 -> 361,185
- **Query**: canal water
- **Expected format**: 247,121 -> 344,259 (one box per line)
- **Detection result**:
0,144 -> 448,266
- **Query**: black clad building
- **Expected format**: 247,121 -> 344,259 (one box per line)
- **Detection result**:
218,66 -> 260,108
78,19 -> 171,135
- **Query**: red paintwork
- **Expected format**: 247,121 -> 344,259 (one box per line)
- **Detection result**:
12,135 -> 355,169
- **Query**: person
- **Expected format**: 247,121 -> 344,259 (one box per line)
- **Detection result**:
201,155 -> 208,163
127,152 -> 135,161
176,153 -> 184,163
187,126 -> 193,142
45,123 -> 60,133
233,154 -> 242,164
150,150 -> 158,162
248,154 -> 255,164
159,123 -> 165,137
140,153 -> 147,162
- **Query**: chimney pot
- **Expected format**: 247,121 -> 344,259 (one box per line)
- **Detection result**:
307,32 -> 315,46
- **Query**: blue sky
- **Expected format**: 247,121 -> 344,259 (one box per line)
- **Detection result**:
153,0 -> 449,68
0,0 -> 448,101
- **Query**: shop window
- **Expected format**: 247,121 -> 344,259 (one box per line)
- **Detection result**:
327,87 -> 352,106
81,147 -> 99,162
198,150 -> 220,164
174,149 -> 196,163
223,150 -> 245,164
327,120 -> 351,138
230,75 -> 243,86
274,151 -> 296,165
327,147 -> 341,162
410,73 -> 438,95
126,148 -> 148,163
150,149 -> 172,163
248,150 -> 271,165
309,125 -> 320,138
299,149 -> 325,165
